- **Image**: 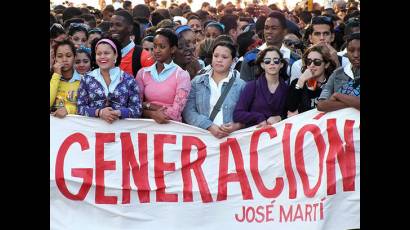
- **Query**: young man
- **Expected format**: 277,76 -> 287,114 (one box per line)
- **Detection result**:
290,15 -> 350,82
317,32 -> 360,112
109,10 -> 154,76
240,11 -> 300,82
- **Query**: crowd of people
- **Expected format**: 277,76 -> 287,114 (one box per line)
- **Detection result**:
50,0 -> 360,138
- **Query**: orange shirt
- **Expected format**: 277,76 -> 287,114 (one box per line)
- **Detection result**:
120,47 -> 155,77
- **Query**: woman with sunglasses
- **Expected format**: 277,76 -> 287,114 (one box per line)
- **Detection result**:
183,41 -> 246,139
233,46 -> 289,128
135,28 -> 191,124
286,43 -> 337,116
50,39 -> 82,118
68,23 -> 89,49
77,37 -> 142,123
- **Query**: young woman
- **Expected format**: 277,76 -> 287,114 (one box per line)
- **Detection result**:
50,23 -> 67,72
183,41 -> 246,139
204,21 -> 224,39
50,39 -> 82,118
287,44 -> 337,116
87,27 -> 102,48
174,25 -> 203,79
77,37 -> 142,123
135,28 -> 191,124
233,46 -> 289,128
68,23 -> 89,49
74,46 -> 92,75
142,35 -> 154,56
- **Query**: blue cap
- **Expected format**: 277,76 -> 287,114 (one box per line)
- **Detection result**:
175,25 -> 192,36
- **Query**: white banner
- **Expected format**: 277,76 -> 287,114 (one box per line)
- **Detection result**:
50,108 -> 360,230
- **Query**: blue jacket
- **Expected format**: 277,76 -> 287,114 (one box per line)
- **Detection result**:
182,69 -> 246,130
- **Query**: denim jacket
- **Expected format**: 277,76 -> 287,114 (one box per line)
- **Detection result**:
182,69 -> 246,130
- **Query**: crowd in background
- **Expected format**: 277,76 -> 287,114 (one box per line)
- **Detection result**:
50,0 -> 360,138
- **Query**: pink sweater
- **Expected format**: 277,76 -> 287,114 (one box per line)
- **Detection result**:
135,66 -> 191,122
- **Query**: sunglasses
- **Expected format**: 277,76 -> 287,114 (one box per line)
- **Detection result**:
305,58 -> 324,66
263,58 -> 281,65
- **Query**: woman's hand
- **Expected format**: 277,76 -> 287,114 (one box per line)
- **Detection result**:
100,107 -> 120,124
50,49 -> 55,71
267,116 -> 281,125
53,61 -> 64,75
220,122 -> 244,133
287,110 -> 299,117
51,107 -> 68,118
298,68 -> 314,87
149,107 -> 170,124
320,42 -> 340,67
208,125 -> 229,139
256,120 -> 270,128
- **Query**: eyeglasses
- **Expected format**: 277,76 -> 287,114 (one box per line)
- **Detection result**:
305,58 -> 324,66
263,58 -> 281,65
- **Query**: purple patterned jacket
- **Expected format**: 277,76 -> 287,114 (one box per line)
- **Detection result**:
77,68 -> 142,118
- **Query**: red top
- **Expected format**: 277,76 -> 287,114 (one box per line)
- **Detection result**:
120,48 -> 155,77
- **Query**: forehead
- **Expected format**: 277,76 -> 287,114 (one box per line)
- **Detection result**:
73,31 -> 87,37
181,30 -> 195,40
56,44 -> 73,53
312,24 -> 331,32
307,51 -> 322,58
143,40 -> 154,45
214,45 -> 231,54
76,52 -> 89,59
96,43 -> 114,51
347,39 -> 360,48
188,19 -> 201,25
264,50 -> 280,58
154,34 -> 170,44
89,33 -> 101,39
265,17 -> 283,27
206,26 -> 221,33
111,15 -> 126,24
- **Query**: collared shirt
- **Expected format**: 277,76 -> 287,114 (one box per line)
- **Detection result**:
209,70 -> 234,126
88,67 -> 123,96
60,70 -> 82,83
121,41 -> 135,58
343,63 -> 355,79
318,64 -> 360,100
145,61 -> 178,82
337,48 -> 347,56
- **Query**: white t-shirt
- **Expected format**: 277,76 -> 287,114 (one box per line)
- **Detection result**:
209,70 -> 234,126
